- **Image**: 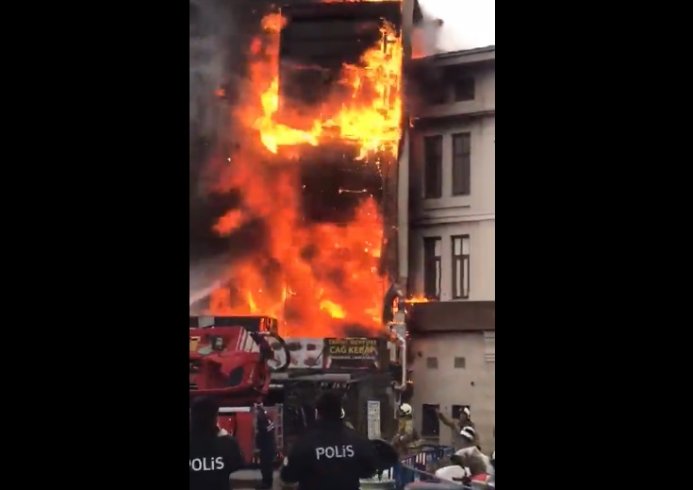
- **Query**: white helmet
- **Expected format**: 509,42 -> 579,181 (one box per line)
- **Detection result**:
399,403 -> 413,416
459,426 -> 476,441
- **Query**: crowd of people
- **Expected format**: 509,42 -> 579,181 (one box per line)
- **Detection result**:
190,394 -> 494,489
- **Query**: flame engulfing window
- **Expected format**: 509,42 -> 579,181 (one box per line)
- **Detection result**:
278,1 -> 402,120
424,237 -> 441,299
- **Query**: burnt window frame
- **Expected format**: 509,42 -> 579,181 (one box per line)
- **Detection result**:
424,135 -> 443,199
423,237 -> 442,300
452,132 -> 471,196
451,235 -> 470,299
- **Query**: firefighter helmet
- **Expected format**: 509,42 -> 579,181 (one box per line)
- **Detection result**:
459,426 -> 476,441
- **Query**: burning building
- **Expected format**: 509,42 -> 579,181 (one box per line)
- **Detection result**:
189,0 -> 425,446
191,0 -> 415,340
189,0 -> 495,453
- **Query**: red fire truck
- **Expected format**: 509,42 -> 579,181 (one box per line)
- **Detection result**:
189,315 -> 289,465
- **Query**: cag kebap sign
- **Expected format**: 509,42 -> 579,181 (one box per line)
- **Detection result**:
281,337 -> 386,370
324,338 -> 384,370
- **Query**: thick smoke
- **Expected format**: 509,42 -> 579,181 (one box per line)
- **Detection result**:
190,0 -> 233,256
190,1 -> 225,148
416,0 -> 495,53
189,0 -> 317,306
411,4 -> 443,58
190,0 -> 235,184
190,0 -> 257,302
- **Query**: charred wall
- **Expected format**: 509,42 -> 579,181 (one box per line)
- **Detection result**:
294,145 -> 383,224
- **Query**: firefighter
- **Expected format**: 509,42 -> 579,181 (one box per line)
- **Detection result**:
190,396 -> 244,490
254,402 -> 276,490
392,403 -> 421,454
437,406 -> 478,450
459,426 -> 478,450
280,391 -> 379,490
450,448 -> 492,489
455,436 -> 493,476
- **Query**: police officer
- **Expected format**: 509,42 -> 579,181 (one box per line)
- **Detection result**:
190,396 -> 244,490
280,391 -> 379,490
254,402 -> 276,489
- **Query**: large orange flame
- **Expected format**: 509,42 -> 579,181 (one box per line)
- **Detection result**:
254,20 -> 402,160
207,4 -> 403,338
